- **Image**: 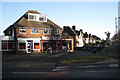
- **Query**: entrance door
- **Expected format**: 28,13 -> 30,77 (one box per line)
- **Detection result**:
27,42 -> 31,53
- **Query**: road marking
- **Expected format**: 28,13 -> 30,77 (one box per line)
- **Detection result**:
76,65 -> 95,68
86,70 -> 119,73
109,64 -> 118,67
12,72 -> 50,74
52,66 -> 69,72
53,68 -> 66,72
56,66 -> 68,69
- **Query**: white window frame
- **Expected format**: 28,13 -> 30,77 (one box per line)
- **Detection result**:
31,28 -> 39,34
19,28 -> 26,34
56,30 -> 59,35
43,29 -> 49,34
39,16 -> 47,22
28,15 -> 37,21
49,30 -> 52,34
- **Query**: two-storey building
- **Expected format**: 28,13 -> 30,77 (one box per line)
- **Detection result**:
2,10 -> 73,53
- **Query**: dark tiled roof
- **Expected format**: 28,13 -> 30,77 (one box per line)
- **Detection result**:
62,31 -> 73,39
75,30 -> 80,35
4,10 -> 62,32
63,26 -> 77,37
26,10 -> 40,14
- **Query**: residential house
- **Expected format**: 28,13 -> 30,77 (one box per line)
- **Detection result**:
75,29 -> 84,47
63,25 -> 84,47
1,10 -> 73,53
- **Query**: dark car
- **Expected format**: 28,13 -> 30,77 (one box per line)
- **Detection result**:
82,45 -> 91,51
91,45 -> 102,54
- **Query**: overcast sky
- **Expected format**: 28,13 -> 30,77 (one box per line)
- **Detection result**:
1,1 -> 118,40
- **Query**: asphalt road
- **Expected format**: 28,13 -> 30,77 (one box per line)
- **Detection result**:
2,51 -> 93,79
64,60 -> 120,78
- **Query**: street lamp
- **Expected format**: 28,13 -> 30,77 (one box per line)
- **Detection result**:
104,31 -> 110,41
104,31 -> 111,54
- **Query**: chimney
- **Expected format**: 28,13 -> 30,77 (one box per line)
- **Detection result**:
72,25 -> 76,31
63,26 -> 67,31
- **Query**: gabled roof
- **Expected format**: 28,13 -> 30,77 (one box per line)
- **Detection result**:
26,10 -> 40,14
75,30 -> 80,35
4,10 -> 62,32
63,26 -> 77,37
62,31 -> 73,39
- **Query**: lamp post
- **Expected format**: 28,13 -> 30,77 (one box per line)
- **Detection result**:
104,31 -> 111,54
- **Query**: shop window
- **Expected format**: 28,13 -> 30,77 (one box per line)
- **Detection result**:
2,43 -> 7,50
19,43 -> 26,49
1,40 -> 14,50
8,43 -> 14,49
34,43 -> 39,49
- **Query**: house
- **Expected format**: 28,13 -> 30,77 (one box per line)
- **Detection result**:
75,29 -> 84,47
63,25 -> 84,47
63,25 -> 101,49
1,10 -> 73,53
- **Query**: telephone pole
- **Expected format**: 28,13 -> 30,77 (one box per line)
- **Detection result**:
115,18 -> 118,34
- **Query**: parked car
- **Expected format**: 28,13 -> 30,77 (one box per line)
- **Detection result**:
82,45 -> 92,51
91,45 -> 102,54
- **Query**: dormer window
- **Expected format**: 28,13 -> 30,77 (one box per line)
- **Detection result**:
39,17 -> 44,21
29,15 -> 34,19
28,13 -> 47,22
39,16 -> 47,22
29,15 -> 36,20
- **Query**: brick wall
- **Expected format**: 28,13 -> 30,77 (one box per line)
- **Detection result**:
16,28 -> 62,38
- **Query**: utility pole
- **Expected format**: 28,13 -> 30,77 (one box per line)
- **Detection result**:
115,18 -> 118,34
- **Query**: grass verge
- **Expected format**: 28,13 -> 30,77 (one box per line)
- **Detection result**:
59,53 -> 118,66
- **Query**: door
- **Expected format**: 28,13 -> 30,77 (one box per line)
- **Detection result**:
27,42 -> 31,53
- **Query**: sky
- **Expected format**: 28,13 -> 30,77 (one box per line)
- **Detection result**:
1,1 -> 118,40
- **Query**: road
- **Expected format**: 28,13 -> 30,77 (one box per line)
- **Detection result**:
64,60 -> 120,78
2,51 -> 92,79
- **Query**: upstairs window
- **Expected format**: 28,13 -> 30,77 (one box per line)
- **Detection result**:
49,30 -> 52,34
31,28 -> 39,34
29,15 -> 36,20
29,15 -> 34,19
19,28 -> 26,33
56,30 -> 59,35
44,29 -> 49,34
39,16 -> 47,22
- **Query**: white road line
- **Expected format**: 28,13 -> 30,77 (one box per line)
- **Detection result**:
76,66 -> 95,68
52,68 -> 65,72
86,70 -> 119,73
109,64 -> 118,67
12,72 -> 50,74
56,66 -> 67,69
